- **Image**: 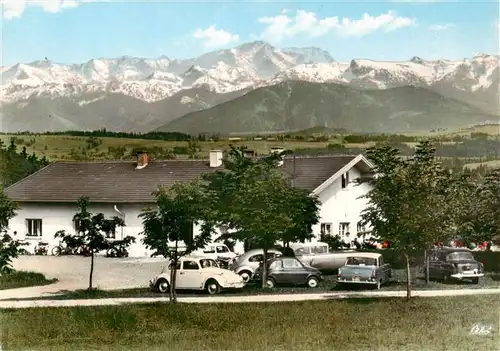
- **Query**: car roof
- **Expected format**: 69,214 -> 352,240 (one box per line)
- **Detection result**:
431,247 -> 472,252
240,248 -> 281,257
179,255 -> 215,261
289,242 -> 328,249
346,252 -> 382,259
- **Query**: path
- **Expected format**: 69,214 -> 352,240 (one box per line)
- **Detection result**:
0,288 -> 499,309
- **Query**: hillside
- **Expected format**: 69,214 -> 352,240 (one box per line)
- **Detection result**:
156,82 -> 495,135
0,87 -> 249,133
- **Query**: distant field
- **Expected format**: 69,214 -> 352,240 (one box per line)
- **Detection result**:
465,160 -> 500,169
0,134 -> 343,160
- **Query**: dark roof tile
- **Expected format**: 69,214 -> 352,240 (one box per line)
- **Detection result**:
5,155 -> 359,203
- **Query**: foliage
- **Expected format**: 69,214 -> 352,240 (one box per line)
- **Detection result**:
359,141 -> 454,298
0,138 -> 50,187
0,189 -> 27,274
65,197 -> 125,290
140,181 -> 214,302
0,270 -> 57,290
202,146 -> 321,288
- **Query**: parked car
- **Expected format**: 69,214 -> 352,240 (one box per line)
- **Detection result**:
149,256 -> 246,295
425,247 -> 484,284
291,242 -> 357,271
193,243 -> 238,269
336,252 -> 392,289
253,256 -> 324,288
229,249 -> 283,282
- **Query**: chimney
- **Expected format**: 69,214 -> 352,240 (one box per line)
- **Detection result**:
135,151 -> 149,170
270,147 -> 285,166
209,150 -> 223,168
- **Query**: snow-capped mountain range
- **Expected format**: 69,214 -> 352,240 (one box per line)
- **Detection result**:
0,41 -> 498,133
1,41 -> 498,105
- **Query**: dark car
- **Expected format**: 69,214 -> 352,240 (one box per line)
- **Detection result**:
425,247 -> 484,284
253,256 -> 324,288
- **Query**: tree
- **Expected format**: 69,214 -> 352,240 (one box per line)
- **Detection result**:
359,141 -> 453,299
0,189 -> 28,274
139,181 -> 214,303
202,147 -> 321,288
70,197 -> 125,290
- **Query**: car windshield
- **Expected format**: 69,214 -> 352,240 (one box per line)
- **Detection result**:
346,257 -> 377,266
294,247 -> 310,255
200,259 -> 218,268
446,252 -> 474,261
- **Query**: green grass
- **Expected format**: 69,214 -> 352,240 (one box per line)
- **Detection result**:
0,270 -> 57,290
1,296 -> 498,350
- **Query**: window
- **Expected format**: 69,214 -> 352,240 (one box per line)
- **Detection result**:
203,246 -> 216,254
346,257 -> 377,266
182,261 -> 200,270
295,247 -> 310,255
339,222 -> 350,236
312,245 -> 328,254
26,219 -> 42,237
200,259 -> 218,268
282,258 -> 303,268
320,223 -> 332,235
357,221 -> 366,233
216,245 -> 229,253
73,219 -> 84,236
105,227 -> 116,240
341,171 -> 349,188
249,254 -> 264,263
168,262 -> 181,270
268,260 -> 282,270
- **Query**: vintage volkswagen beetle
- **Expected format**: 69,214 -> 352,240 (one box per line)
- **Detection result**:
149,255 -> 246,295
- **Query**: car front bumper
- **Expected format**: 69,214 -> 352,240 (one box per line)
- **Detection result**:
220,281 -> 246,289
337,278 -> 378,285
451,273 -> 484,280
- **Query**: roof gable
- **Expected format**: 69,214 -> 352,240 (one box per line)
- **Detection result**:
5,154 -> 367,203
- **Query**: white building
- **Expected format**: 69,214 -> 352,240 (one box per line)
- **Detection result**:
4,150 -> 375,257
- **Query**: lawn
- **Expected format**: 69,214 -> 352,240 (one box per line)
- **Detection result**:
1,296 -> 498,350
0,270 -> 57,290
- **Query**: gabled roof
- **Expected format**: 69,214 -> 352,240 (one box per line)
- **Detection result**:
4,154 -> 372,203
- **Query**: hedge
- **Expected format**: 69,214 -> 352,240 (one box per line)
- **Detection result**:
357,249 -> 500,273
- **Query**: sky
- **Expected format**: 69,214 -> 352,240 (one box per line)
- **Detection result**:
1,0 -> 499,66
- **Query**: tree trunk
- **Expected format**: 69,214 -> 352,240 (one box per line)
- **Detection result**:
170,243 -> 179,303
261,247 -> 268,289
170,259 -> 177,303
404,253 -> 412,299
424,251 -> 430,284
88,251 -> 94,290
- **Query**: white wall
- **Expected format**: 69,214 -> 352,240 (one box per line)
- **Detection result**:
311,165 -> 372,244
8,202 -> 154,257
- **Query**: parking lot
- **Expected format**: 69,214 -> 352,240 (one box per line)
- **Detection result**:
11,255 -> 168,291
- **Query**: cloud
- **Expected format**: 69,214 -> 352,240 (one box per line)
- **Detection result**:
2,0 -> 95,20
258,10 -> 417,41
429,23 -> 456,31
193,25 -> 240,48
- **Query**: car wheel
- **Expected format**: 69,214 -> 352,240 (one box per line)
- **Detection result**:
265,277 -> 276,289
205,279 -> 221,295
306,276 -> 319,288
239,270 -> 252,283
472,277 -> 479,284
51,247 -> 61,256
156,278 -> 170,294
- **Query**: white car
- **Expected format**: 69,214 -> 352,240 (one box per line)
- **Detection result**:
149,256 -> 246,295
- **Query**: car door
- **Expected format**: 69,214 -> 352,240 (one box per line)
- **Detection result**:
178,260 -> 201,289
268,260 -> 285,284
281,258 -> 307,284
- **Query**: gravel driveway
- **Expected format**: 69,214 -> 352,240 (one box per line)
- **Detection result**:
4,255 -> 167,299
